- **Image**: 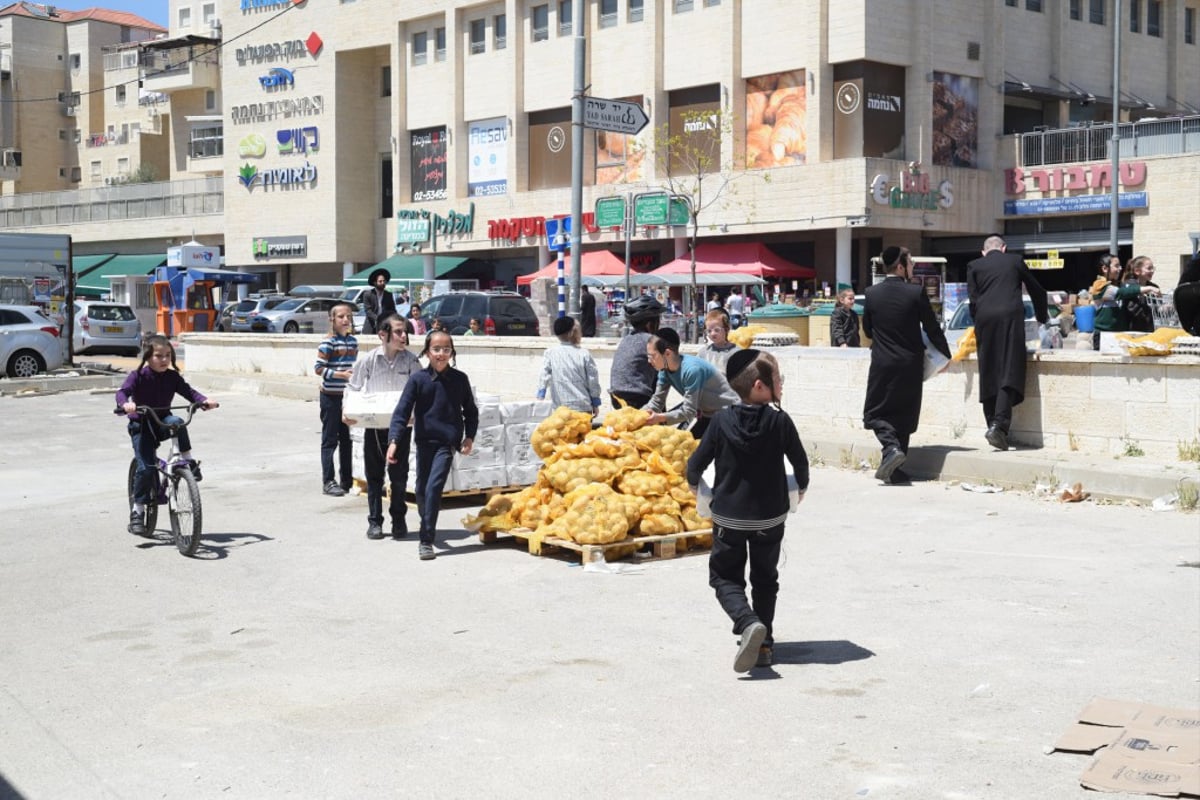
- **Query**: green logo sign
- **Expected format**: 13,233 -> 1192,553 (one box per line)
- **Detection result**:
634,193 -> 669,226
395,217 -> 431,244
595,197 -> 626,228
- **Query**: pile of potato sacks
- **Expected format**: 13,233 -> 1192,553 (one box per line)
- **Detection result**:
464,405 -> 714,557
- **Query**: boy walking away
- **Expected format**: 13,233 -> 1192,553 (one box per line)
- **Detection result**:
386,330 -> 478,561
345,313 -> 422,540
537,316 -> 602,416
687,349 -> 809,673
315,302 -> 358,496
830,288 -> 861,347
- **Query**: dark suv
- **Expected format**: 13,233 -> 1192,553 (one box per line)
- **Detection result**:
420,291 -> 540,336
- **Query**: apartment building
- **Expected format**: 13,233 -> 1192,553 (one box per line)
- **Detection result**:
2,0 -> 1198,295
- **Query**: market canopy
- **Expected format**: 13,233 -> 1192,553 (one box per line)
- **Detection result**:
75,254 -> 166,296
345,255 -> 465,285
654,242 -> 815,280
516,249 -> 632,286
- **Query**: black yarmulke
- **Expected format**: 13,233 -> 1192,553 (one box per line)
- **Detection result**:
725,348 -> 761,383
881,246 -> 902,267
553,316 -> 575,336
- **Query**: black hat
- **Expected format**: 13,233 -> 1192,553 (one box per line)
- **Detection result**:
368,267 -> 391,284
552,316 -> 575,336
881,246 -> 902,268
726,348 -> 761,383
656,327 -> 681,350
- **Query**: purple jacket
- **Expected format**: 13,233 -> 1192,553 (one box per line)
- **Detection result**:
116,367 -> 207,420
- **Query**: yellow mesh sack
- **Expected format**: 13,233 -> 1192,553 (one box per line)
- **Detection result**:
542,457 -> 624,494
1116,327 -> 1187,357
602,406 -> 650,433
538,484 -> 633,544
952,326 -> 977,362
531,406 -> 594,458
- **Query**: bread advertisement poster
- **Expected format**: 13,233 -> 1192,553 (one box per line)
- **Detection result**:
745,69 -> 807,169
931,72 -> 979,168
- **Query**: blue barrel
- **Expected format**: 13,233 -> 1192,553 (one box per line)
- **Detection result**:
1074,304 -> 1095,333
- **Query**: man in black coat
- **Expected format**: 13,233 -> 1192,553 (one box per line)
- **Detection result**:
862,246 -> 950,484
966,235 -> 1048,451
579,284 -> 597,337
362,267 -> 397,335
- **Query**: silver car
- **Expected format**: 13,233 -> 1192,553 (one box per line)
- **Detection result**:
249,296 -> 338,333
944,299 -> 1059,350
73,300 -> 142,356
0,305 -> 64,378
229,295 -> 288,332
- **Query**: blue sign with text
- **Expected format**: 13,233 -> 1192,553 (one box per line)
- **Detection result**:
1004,192 -> 1147,216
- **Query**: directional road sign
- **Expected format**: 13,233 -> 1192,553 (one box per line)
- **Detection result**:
583,96 -> 650,136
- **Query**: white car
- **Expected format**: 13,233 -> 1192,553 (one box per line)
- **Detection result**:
73,300 -> 142,356
944,299 -> 1059,350
0,305 -> 64,378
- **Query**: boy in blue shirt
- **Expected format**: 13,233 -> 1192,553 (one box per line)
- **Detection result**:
314,302 -> 358,496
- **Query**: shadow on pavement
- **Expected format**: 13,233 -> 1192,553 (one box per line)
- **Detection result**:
772,639 -> 875,666
0,770 -> 27,800
133,531 -> 273,560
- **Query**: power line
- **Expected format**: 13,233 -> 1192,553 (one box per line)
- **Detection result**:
0,1 -> 302,105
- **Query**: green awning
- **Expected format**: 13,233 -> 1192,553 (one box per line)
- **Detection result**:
344,255 -> 465,286
70,254 -> 117,296
75,254 -> 166,295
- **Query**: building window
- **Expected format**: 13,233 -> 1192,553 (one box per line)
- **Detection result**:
1005,0 -> 1017,6
470,19 -> 486,53
189,125 -> 223,159
1130,0 -> 1141,31
178,6 -> 191,27
703,0 -> 721,6
676,0 -> 695,11
494,14 -> 507,48
205,90 -> 216,111
1147,0 -> 1162,36
1070,0 -> 1081,19
69,52 -> 80,70
1089,0 -> 1104,24
70,166 -> 81,182
73,128 -> 81,143
1187,7 -> 1196,44
381,65 -> 391,96
435,26 -> 446,61
629,0 -> 644,22
90,160 -> 101,178
532,5 -> 549,41
558,1 -> 572,35
117,157 -> 130,175
115,84 -> 126,105
598,0 -> 617,27
412,31 -> 428,65
1025,0 -> 1042,10
58,129 -> 68,140
202,2 -> 215,25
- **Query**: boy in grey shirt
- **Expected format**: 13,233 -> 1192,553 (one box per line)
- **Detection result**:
537,316 -> 602,416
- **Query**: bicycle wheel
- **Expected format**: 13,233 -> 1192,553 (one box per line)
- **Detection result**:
168,467 -> 202,556
127,458 -> 158,535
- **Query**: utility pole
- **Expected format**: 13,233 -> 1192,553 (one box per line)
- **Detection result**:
1109,0 -> 1122,257
568,0 -> 585,319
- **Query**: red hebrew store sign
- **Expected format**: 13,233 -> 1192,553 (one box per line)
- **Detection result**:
487,213 -> 599,243
1005,162 -> 1147,195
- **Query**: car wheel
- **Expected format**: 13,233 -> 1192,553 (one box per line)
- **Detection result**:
283,321 -> 299,334
7,349 -> 46,379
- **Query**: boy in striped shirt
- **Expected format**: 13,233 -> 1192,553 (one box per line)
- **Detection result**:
314,302 -> 358,496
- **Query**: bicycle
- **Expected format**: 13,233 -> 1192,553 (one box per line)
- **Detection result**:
123,403 -> 204,556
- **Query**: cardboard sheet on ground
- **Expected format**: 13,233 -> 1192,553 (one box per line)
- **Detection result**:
1051,698 -> 1200,797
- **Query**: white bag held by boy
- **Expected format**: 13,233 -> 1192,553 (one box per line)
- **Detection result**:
341,389 -> 403,429
696,463 -> 800,517
922,330 -> 949,381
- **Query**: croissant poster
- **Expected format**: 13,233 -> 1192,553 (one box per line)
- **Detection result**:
931,72 -> 979,168
410,127 -> 447,202
745,70 -> 807,169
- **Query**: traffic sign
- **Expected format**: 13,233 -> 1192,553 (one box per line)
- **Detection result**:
544,216 -> 571,252
595,196 -> 626,228
634,193 -> 669,226
583,96 -> 649,136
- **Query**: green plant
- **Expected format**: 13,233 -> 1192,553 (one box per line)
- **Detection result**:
808,446 -> 824,468
1121,437 -> 1145,458
839,447 -> 857,469
1179,480 -> 1199,511
1178,437 -> 1200,463
866,452 -> 881,472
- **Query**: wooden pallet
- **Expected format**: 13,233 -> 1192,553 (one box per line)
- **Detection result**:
407,484 -> 526,502
479,526 -> 713,565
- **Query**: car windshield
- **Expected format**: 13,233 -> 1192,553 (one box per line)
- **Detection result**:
274,299 -> 306,311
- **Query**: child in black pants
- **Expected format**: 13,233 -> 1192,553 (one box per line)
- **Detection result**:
686,349 -> 809,673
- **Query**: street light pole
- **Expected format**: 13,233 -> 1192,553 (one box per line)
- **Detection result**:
568,0 -> 585,320
1109,0 -> 1122,258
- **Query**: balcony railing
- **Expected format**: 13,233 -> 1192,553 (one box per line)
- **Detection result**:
0,176 -> 222,229
1018,114 -> 1200,166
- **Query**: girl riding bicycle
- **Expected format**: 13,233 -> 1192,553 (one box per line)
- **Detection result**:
116,334 -> 219,535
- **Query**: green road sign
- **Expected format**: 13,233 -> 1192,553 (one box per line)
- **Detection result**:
595,196 -> 626,228
669,197 -> 690,226
634,193 -> 669,226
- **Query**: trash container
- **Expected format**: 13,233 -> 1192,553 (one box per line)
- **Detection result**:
747,304 -> 809,345
808,303 -> 833,347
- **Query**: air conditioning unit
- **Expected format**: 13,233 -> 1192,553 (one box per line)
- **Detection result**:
1,149 -> 20,168
64,105 -> 77,116
104,176 -> 114,185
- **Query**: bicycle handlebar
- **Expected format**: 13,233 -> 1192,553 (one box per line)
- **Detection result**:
115,402 -> 202,429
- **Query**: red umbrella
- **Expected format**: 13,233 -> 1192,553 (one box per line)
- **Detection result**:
516,250 -> 630,286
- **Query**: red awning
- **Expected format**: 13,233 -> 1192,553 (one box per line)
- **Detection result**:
654,242 -> 815,279
516,249 -> 631,286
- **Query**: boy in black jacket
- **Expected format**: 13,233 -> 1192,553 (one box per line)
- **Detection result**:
686,349 -> 809,672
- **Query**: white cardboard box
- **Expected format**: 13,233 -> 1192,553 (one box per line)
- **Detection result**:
454,443 -> 505,470
455,466 -> 508,491
477,403 -> 503,429
473,424 -> 505,451
506,463 -> 541,487
501,399 -> 553,424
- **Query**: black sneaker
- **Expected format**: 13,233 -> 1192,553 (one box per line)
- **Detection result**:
734,622 -> 767,673
985,426 -> 1009,451
127,509 -> 146,536
875,447 -> 906,483
323,481 -> 346,497
187,460 -> 203,482
889,468 -> 912,485
755,645 -> 774,668
366,523 -> 384,540
418,543 -> 436,560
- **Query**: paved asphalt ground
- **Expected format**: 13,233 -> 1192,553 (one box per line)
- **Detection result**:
1,387 -> 1197,799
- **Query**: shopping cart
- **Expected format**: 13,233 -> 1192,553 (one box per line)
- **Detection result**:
1148,292 -> 1180,330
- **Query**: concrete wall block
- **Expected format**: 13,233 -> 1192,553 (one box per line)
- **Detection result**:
1026,361 -> 1092,400
1123,402 -> 1199,449
1043,397 -> 1123,437
1090,362 -> 1168,404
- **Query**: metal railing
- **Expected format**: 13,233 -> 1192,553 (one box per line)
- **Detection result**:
0,176 -> 223,229
1018,114 -> 1200,166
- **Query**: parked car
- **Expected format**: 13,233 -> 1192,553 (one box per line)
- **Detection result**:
73,300 -> 142,356
229,294 -> 289,332
419,291 -> 540,337
0,305 -> 64,378
215,301 -> 237,332
288,284 -> 345,298
249,296 -> 339,333
944,299 -> 1059,350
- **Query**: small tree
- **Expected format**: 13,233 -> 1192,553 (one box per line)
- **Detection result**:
126,162 -> 160,184
651,106 -> 753,340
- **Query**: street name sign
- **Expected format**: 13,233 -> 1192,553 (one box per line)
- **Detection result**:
595,196 -> 626,228
583,97 -> 649,136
